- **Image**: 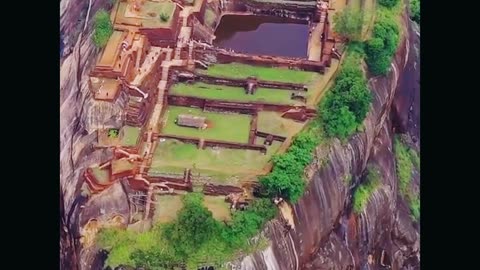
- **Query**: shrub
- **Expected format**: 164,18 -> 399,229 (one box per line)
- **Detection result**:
378,0 -> 399,8
160,12 -> 170,22
100,194 -> 278,269
259,132 -> 318,202
333,8 -> 364,41
319,52 -> 372,139
353,166 -> 381,213
163,193 -> 220,259
410,0 -> 420,24
409,193 -> 420,221
394,137 -> 413,196
108,129 -> 119,138
364,10 -> 400,75
394,137 -> 420,221
92,9 -> 113,48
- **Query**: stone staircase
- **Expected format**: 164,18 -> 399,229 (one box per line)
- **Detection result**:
125,96 -> 146,126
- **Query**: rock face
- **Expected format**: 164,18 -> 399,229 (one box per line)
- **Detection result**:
60,1 -> 420,269
230,12 -> 420,270
60,0 -> 126,269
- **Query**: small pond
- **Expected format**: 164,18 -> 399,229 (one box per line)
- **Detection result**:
213,15 -> 309,58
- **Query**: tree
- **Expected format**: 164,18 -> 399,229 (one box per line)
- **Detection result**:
322,105 -> 357,139
364,11 -> 400,75
93,9 -> 113,48
333,8 -> 364,41
164,193 -> 220,259
410,0 -> 420,24
378,0 -> 399,8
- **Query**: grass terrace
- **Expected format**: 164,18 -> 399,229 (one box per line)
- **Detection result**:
116,0 -> 176,29
197,63 -> 320,84
161,106 -> 251,143
91,167 -> 110,184
170,83 -> 302,105
153,194 -> 231,226
120,126 -> 141,146
153,195 -> 184,224
203,196 -> 232,221
149,139 -> 282,184
257,111 -> 304,137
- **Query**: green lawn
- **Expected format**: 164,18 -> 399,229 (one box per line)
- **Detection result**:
91,167 -> 110,184
161,106 -> 251,143
197,63 -> 320,84
257,111 -> 304,137
121,126 -> 141,146
170,82 -> 301,105
153,195 -> 184,224
203,196 -> 232,221
149,139 -> 282,184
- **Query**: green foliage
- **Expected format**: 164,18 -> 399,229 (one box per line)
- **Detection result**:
378,0 -> 399,8
319,52 -> 372,139
394,137 -> 420,221
108,129 -> 119,138
260,132 -> 318,202
99,194 -> 278,269
164,194 -> 220,259
394,137 -> 413,196
93,9 -> 113,48
410,0 -> 420,24
333,7 -> 364,41
409,193 -> 420,221
364,9 -> 400,75
353,166 -> 381,213
160,12 -> 170,22
409,148 -> 420,171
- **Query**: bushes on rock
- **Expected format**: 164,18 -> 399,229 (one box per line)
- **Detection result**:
92,9 -> 113,48
410,0 -> 420,24
393,136 -> 420,221
353,166 -> 381,213
99,194 -> 278,269
259,132 -> 318,202
333,7 -> 364,41
364,8 -> 400,75
319,52 -> 372,139
378,0 -> 399,8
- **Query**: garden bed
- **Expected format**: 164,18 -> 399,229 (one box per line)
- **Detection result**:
161,106 -> 251,143
149,139 -> 282,184
170,82 -> 301,105
197,63 -> 320,84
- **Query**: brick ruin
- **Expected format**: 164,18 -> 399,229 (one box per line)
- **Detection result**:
83,0 -> 340,217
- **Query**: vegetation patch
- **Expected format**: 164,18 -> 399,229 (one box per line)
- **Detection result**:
197,63 -> 319,84
409,0 -> 420,24
161,106 -> 251,143
99,193 -> 278,269
149,139 -> 282,183
204,8 -> 216,28
393,136 -> 420,221
121,126 -> 140,146
170,82 -> 300,105
93,9 -> 113,48
353,166 -> 381,213
364,5 -> 401,75
333,7 -> 364,41
378,0 -> 399,8
319,50 -> 372,139
259,131 -> 319,203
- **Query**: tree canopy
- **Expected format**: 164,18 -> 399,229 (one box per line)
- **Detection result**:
333,8 -> 364,41
378,0 -> 399,8
319,52 -> 372,139
364,7 -> 400,75
93,9 -> 113,48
